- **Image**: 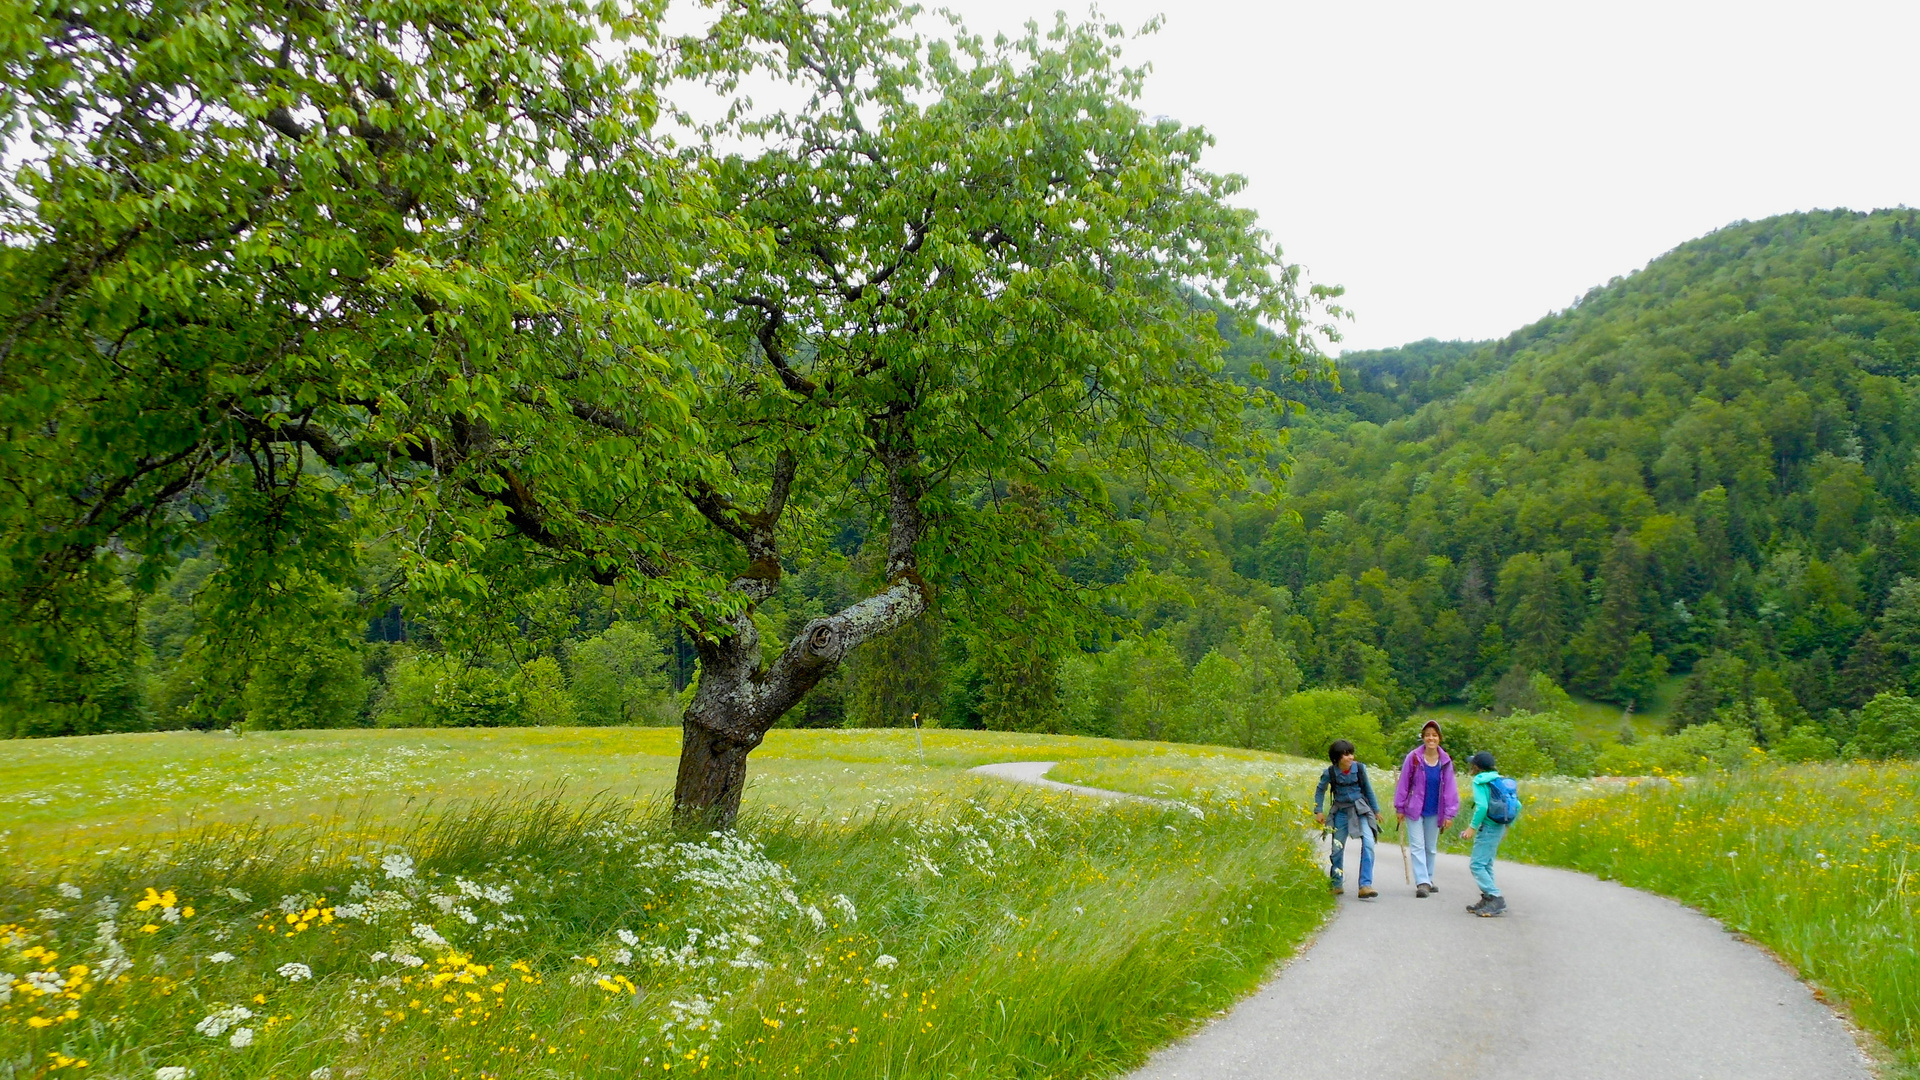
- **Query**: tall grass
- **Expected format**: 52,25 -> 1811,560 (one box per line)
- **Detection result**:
1502,764 -> 1920,1078
1,786 -> 1330,1079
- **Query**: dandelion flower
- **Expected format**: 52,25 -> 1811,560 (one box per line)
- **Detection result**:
278,962 -> 313,981
207,952 -> 236,964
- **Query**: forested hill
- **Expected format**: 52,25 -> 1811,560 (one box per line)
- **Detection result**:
1262,208 -> 1920,735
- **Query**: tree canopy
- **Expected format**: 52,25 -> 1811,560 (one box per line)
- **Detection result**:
0,0 -> 1335,821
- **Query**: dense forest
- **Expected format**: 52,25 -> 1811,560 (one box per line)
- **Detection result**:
13,208 -> 1920,770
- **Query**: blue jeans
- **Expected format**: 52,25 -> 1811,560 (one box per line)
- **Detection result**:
1330,807 -> 1375,888
1406,814 -> 1441,885
1470,821 -> 1507,897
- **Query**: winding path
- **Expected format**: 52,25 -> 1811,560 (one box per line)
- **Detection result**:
969,761 -> 1874,1080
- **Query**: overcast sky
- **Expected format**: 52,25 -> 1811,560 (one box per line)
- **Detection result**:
924,0 -> 1920,352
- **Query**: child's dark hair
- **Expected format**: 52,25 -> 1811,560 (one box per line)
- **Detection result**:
1328,739 -> 1356,764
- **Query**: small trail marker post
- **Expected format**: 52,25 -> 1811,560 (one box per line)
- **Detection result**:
912,712 -> 924,765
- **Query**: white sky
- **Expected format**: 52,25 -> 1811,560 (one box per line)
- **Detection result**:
928,0 -> 1920,352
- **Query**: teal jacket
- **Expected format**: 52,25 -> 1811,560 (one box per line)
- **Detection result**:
1468,770 -> 1505,830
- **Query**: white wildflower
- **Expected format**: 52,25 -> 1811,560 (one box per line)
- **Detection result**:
410,924 -> 448,947
0,975 -> 12,1004
278,962 -> 313,981
26,970 -> 63,994
156,1068 -> 189,1080
832,894 -> 858,922
310,1068 -> 333,1080
195,1005 -> 254,1037
207,952 -> 236,964
161,906 -> 182,923
223,888 -> 252,902
229,1027 -> 255,1048
368,952 -> 389,964
806,906 -> 826,931
35,908 -> 67,921
873,954 -> 898,969
381,854 -> 416,881
610,948 -> 633,966
616,928 -> 639,947
56,883 -> 82,900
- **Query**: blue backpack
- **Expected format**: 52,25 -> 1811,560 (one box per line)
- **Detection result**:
1486,776 -> 1522,825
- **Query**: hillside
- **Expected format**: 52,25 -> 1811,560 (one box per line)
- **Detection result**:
1257,208 -> 1920,740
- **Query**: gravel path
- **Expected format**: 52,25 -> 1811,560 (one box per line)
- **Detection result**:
973,761 -> 1875,1080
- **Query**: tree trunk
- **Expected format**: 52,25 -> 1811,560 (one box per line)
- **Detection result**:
672,717 -> 758,829
669,579 -> 927,828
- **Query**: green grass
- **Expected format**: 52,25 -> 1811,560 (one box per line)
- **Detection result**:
0,727 -> 1246,865
1502,764 -> 1919,1079
0,729 -> 1332,1079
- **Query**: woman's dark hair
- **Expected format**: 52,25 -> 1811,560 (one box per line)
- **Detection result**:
1328,739 -> 1356,764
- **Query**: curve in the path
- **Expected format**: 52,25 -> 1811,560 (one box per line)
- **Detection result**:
966,760 -> 1172,805
974,761 -> 1874,1080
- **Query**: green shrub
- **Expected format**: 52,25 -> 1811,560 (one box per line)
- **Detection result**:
1845,691 -> 1920,760
1594,721 -> 1756,774
570,622 -> 675,726
514,656 -> 576,727
1771,725 -> 1839,763
375,654 -> 524,727
1387,710 -> 1594,777
1274,688 -> 1385,764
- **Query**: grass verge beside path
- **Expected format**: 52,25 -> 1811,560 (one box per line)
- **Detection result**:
1502,764 -> 1920,1079
1,731 -> 1333,1079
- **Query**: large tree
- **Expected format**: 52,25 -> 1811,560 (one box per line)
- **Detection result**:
1,0 -> 1332,824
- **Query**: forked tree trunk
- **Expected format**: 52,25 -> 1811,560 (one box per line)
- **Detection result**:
670,578 -> 927,828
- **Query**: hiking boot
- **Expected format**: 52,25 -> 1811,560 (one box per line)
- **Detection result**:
1330,883 -> 1344,895
1476,895 -> 1508,918
1416,883 -> 1431,898
1465,892 -> 1491,915
1425,881 -> 1438,894
1356,886 -> 1378,899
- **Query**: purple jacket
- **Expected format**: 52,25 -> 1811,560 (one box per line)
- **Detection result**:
1393,745 -> 1460,822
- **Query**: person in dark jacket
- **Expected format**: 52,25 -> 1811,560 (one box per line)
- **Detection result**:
1313,739 -> 1381,898
1392,720 -> 1459,897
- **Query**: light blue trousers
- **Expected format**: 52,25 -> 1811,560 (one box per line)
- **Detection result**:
1329,807 -> 1375,888
1405,814 -> 1441,885
1470,821 -> 1507,897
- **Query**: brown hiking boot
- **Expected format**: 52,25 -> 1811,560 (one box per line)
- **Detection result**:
1356,886 -> 1378,899
1416,883 -> 1431,898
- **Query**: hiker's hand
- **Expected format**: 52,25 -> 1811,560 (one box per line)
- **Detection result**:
1460,827 -> 1475,841
1314,812 -> 1326,825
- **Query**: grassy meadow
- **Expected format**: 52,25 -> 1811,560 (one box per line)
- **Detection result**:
0,729 -> 1333,1080
1499,764 -> 1919,1079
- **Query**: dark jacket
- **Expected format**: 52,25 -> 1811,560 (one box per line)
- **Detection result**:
1314,761 -> 1380,815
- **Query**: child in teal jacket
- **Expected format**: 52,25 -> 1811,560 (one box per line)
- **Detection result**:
1459,750 -> 1509,917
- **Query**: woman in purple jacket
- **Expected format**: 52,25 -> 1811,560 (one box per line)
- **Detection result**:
1393,720 -> 1459,897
